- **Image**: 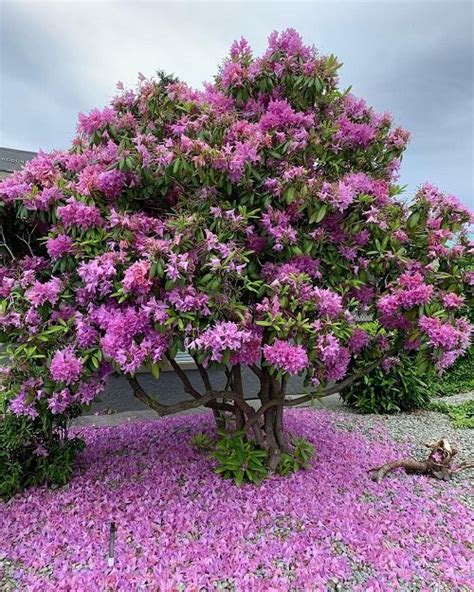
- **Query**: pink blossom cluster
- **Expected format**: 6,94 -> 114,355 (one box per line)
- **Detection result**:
261,255 -> 321,283
167,286 -> 210,314
377,270 -> 434,329
263,339 -> 308,375
316,333 -> 351,381
8,378 -> 44,419
122,260 -> 152,294
57,198 -> 104,230
46,234 -> 74,260
90,304 -> 170,374
77,253 -> 117,300
418,315 -> 472,371
25,278 -> 62,307
313,288 -> 343,318
261,206 -> 297,251
50,347 -> 84,385
189,322 -> 256,364
77,106 -> 118,135
348,328 -> 371,354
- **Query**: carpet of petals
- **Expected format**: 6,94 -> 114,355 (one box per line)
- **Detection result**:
1,409 -> 473,591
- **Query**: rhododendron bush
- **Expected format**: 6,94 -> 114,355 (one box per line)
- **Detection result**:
0,29 -> 472,493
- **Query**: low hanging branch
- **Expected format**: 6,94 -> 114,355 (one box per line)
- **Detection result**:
368,438 -> 474,483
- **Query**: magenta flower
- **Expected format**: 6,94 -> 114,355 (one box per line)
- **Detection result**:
25,278 -> 62,307
46,234 -> 73,260
263,339 -> 308,375
50,347 -> 83,385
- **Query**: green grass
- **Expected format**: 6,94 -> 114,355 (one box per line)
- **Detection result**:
428,399 -> 474,429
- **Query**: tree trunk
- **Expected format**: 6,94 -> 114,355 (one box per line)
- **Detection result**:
258,370 -> 287,471
231,365 -> 246,431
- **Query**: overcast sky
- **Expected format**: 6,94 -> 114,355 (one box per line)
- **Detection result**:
1,0 -> 472,207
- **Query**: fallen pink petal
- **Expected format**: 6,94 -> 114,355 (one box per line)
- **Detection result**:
1,410 -> 472,590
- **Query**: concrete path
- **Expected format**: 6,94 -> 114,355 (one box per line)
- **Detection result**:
75,392 -> 343,427
88,367 -> 308,414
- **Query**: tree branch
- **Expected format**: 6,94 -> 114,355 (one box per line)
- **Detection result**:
191,355 -> 213,391
249,364 -> 263,379
165,353 -> 201,400
126,375 -> 259,425
126,374 -> 217,416
243,355 -> 391,433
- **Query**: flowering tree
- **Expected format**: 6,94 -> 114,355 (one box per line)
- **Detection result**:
0,29 -> 472,485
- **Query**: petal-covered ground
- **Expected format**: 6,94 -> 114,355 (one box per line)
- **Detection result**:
1,409 -> 473,591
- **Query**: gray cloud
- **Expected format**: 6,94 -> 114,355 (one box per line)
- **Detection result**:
1,0 -> 472,206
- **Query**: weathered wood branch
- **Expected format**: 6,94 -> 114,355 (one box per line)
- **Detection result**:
368,438 -> 474,483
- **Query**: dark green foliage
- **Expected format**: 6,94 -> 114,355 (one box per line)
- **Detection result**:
277,436 -> 315,476
192,431 -> 316,484
341,354 -> 432,414
427,347 -> 474,397
0,413 -> 85,500
212,431 -> 268,485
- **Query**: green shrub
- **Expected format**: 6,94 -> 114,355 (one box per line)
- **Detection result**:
193,430 -> 316,484
190,432 -> 215,453
341,354 -> 432,414
427,347 -> 474,397
0,412 -> 85,500
212,431 -> 268,486
277,436 -> 315,475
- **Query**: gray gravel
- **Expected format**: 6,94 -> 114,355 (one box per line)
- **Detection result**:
329,406 -> 474,460
327,401 -> 474,512
431,390 -> 473,406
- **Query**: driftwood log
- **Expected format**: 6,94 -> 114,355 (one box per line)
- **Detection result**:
368,438 -> 474,483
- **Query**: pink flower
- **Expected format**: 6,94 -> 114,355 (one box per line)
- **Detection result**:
442,292 -> 465,309
123,260 -> 152,294
263,339 -> 308,375
46,235 -> 73,260
48,388 -> 73,414
314,288 -> 343,318
190,322 -> 255,364
77,106 -> 117,135
50,347 -> 83,385
348,328 -> 370,354
9,391 -> 39,419
57,198 -> 103,230
26,278 -> 62,307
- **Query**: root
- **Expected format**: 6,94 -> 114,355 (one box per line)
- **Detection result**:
368,438 -> 474,483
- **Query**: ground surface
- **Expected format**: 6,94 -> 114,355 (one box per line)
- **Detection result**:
1,408 -> 473,591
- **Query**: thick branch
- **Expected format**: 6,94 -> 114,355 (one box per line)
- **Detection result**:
368,438 -> 474,483
165,353 -> 201,400
249,364 -> 263,379
126,374 -> 261,440
450,461 -> 474,474
126,375 -> 218,416
368,459 -> 429,483
243,355 -> 391,433
191,355 -> 213,391
231,364 -> 245,430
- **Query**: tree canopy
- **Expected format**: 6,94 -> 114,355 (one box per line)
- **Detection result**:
0,29 -> 472,491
